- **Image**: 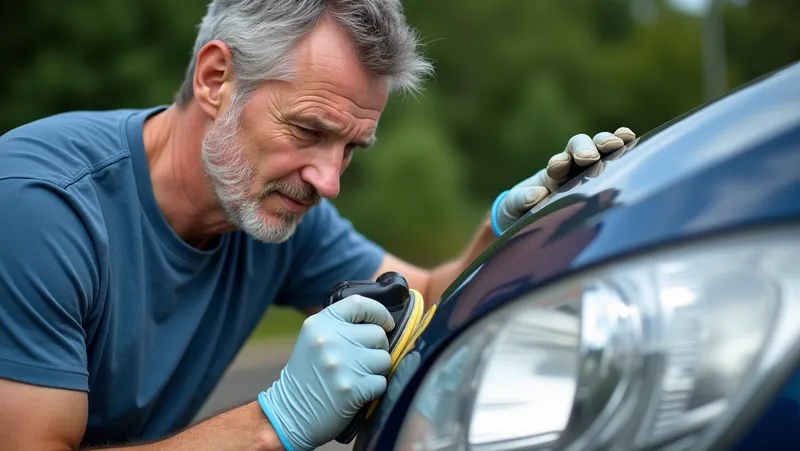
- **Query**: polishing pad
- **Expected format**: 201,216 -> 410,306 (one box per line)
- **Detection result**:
323,272 -> 436,444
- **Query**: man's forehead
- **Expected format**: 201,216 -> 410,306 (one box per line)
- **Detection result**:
290,17 -> 390,112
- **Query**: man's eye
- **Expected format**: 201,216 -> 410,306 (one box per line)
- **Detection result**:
294,125 -> 318,136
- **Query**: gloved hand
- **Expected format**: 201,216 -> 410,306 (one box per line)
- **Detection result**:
257,295 -> 395,451
490,127 -> 636,235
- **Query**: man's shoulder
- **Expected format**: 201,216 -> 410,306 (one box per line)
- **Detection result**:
0,108 -> 153,186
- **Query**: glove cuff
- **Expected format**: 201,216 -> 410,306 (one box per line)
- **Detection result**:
490,190 -> 510,237
258,390 -> 299,451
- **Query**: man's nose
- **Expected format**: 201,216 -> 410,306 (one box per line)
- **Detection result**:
300,147 -> 343,199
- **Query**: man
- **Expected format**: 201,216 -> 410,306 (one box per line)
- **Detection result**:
0,1 -> 635,450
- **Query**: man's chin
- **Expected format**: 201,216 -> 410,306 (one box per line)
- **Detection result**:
262,205 -> 314,242
262,227 -> 297,244
225,203 -> 307,244
263,217 -> 302,243
247,221 -> 298,244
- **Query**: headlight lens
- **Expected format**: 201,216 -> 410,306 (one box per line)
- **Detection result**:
396,228 -> 800,450
468,305 -> 581,447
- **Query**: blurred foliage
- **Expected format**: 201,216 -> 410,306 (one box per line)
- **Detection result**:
2,0 -> 799,273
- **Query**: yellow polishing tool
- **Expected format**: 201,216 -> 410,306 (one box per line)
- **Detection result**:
365,290 -> 437,419
323,271 -> 437,445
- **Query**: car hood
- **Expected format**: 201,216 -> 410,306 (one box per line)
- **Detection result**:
355,61 -> 800,451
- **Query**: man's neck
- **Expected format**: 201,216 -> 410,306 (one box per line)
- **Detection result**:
142,103 -> 235,248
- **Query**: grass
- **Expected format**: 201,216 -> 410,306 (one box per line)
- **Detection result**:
248,306 -> 306,341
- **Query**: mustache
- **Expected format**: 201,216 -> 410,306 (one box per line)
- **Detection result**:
258,179 -> 321,205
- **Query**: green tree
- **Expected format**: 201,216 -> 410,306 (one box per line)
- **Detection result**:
3,0 -> 799,269
334,93 -> 483,267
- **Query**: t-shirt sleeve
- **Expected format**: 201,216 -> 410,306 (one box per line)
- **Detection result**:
277,199 -> 386,311
0,177 -> 99,392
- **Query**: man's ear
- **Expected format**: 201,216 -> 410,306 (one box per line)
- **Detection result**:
192,40 -> 235,120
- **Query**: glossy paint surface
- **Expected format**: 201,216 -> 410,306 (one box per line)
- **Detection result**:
356,61 -> 800,451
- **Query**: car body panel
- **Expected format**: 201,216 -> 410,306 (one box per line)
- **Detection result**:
356,61 -> 800,450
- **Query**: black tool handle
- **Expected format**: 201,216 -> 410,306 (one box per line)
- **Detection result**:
324,271 -> 410,311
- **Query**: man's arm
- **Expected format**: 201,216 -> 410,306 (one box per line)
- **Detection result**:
0,379 -> 86,451
372,213 -> 494,309
0,379 -> 284,451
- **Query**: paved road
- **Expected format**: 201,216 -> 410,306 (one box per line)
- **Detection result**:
193,339 -> 353,451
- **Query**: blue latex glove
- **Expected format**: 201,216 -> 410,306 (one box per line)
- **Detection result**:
491,127 -> 636,235
258,295 -> 395,451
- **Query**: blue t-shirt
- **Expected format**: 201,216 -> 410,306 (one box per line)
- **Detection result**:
0,107 -> 385,447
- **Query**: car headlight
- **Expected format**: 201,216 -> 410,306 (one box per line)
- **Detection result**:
396,227 -> 800,450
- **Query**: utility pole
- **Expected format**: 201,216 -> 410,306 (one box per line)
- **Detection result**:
701,0 -> 728,101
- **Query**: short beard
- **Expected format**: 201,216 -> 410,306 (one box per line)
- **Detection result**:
200,96 -> 319,244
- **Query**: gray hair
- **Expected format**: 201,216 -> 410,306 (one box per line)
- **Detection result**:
175,0 -> 434,106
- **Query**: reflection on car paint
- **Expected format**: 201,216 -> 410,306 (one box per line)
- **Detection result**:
447,189 -> 620,330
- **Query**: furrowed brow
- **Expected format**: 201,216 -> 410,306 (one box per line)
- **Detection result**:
294,115 -> 376,149
296,116 -> 343,134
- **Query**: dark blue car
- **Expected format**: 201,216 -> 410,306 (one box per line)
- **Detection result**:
353,60 -> 800,451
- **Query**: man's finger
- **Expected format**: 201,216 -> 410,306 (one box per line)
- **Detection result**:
546,151 -> 572,181
543,128 -> 636,192
565,134 -> 601,166
592,132 -> 625,154
348,323 -> 391,351
614,126 -> 636,143
329,295 -> 395,333
359,374 -> 389,404
359,347 -> 393,374
506,184 -> 550,212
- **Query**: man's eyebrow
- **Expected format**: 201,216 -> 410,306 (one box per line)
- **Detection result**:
293,115 -> 376,149
295,115 -> 343,134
